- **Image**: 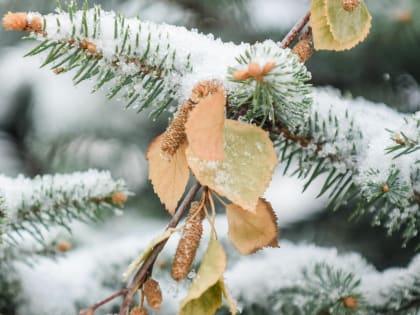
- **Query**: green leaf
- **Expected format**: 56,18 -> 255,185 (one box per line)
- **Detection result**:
178,238 -> 227,315
310,0 -> 372,51
186,120 -> 277,212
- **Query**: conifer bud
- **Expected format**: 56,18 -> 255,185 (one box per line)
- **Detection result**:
262,62 -> 276,75
233,70 -> 251,81
172,201 -> 204,281
342,0 -> 361,12
382,185 -> 390,193
87,42 -> 97,54
342,296 -> 358,310
2,12 -> 27,31
160,100 -> 194,156
112,192 -> 128,206
248,63 -> 263,80
129,306 -> 148,315
143,278 -> 162,310
292,36 -> 313,63
56,241 -> 72,252
28,16 -> 43,32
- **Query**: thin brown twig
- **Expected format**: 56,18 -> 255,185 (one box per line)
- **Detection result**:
280,10 -> 311,48
118,181 -> 202,315
79,288 -> 129,315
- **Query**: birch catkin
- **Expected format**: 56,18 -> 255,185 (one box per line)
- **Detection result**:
143,278 -> 162,310
160,100 -> 194,156
171,201 -> 204,281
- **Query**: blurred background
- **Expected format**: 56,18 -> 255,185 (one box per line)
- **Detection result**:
0,0 -> 420,314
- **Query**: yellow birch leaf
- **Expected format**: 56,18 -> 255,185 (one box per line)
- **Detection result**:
178,238 -> 226,315
220,280 -> 238,315
147,135 -> 190,215
185,84 -> 226,161
186,120 -> 278,212
325,0 -> 371,46
226,198 -> 279,255
123,228 -> 177,280
311,0 -> 340,50
178,282 -> 223,315
310,0 -> 371,51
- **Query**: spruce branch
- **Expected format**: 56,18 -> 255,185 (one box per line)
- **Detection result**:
0,170 -> 128,246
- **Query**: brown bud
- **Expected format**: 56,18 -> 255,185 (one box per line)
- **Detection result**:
171,201 -> 204,281
2,12 -> 27,31
56,241 -> 72,252
342,0 -> 361,12
129,306 -> 148,315
79,40 -> 89,49
248,62 -> 263,79
342,296 -> 358,310
233,70 -> 251,81
382,185 -> 390,193
112,192 -> 128,206
262,62 -> 276,75
396,10 -> 412,24
54,67 -> 64,74
292,37 -> 313,63
143,278 -> 162,310
87,42 -> 97,54
28,16 -> 43,32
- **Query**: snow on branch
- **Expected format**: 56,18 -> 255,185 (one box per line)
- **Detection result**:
226,242 -> 420,314
2,2 -> 312,129
0,169 -> 128,245
276,88 -> 420,245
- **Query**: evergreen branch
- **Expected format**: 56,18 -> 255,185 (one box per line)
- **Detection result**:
0,170 -> 128,246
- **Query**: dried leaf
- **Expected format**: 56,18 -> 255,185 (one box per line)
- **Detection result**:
147,135 -> 190,214
185,84 -> 226,161
226,198 -> 278,255
310,0 -> 371,51
178,238 -> 226,315
186,120 -> 278,212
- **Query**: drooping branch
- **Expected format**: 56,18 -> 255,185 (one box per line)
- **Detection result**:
118,181 -> 202,315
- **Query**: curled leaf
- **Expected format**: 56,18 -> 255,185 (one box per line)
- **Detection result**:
178,238 -> 227,315
226,198 -> 279,255
186,120 -> 277,212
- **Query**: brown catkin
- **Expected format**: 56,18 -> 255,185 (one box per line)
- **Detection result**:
143,278 -> 163,310
129,306 -> 148,315
171,201 -> 204,281
342,0 -> 361,12
292,36 -> 313,63
160,100 -> 194,156
161,80 -> 221,156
